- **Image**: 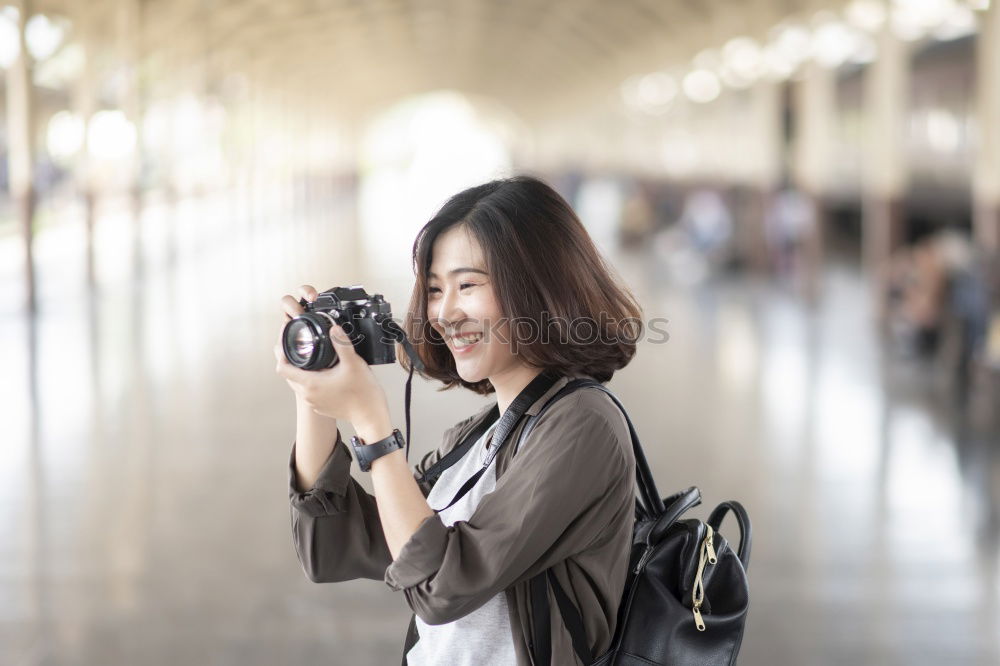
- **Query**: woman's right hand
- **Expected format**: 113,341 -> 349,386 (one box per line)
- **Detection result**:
280,283 -> 318,321
281,285 -> 340,489
276,285 -> 331,418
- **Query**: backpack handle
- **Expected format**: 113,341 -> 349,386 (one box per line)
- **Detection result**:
648,486 -> 701,545
707,500 -> 752,571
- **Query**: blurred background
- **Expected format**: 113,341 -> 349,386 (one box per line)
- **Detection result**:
2,0 -> 999,664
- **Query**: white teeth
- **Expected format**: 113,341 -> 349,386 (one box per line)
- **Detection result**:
453,333 -> 482,345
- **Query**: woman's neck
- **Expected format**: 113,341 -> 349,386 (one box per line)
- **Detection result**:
491,365 -> 544,415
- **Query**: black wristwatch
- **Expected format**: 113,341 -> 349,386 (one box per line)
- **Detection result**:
350,429 -> 405,472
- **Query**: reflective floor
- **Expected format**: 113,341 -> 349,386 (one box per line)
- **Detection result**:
2,190 -> 999,665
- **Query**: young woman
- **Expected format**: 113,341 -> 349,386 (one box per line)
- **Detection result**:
276,176 -> 643,665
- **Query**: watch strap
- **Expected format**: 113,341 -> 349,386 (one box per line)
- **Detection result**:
350,429 -> 405,472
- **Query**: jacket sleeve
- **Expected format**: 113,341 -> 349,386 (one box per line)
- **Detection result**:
288,432 -> 394,582
288,407 -> 491,584
382,390 -> 633,626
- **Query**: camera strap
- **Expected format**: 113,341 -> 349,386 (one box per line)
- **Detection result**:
383,317 -> 559,513
382,318 -> 425,464
429,371 -> 560,514
403,364 -> 416,463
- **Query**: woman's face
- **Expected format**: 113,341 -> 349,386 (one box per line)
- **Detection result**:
426,225 -> 524,385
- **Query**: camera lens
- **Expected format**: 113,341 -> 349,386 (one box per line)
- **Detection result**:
290,321 -> 315,359
282,314 -> 339,370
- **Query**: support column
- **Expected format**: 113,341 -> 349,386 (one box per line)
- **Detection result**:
5,0 -> 35,313
117,0 -> 143,280
862,17 -> 909,317
974,3 -> 1000,252
72,12 -> 99,288
792,61 -> 836,301
749,80 -> 783,272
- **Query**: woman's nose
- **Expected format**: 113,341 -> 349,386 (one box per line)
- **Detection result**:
432,288 -> 464,329
428,289 -> 455,329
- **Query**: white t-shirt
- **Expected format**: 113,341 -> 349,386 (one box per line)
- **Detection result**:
405,418 -> 518,665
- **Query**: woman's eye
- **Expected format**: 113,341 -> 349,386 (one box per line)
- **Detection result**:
428,284 -> 474,296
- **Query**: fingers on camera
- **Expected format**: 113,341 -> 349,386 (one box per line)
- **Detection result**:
298,285 -> 318,301
281,294 -> 304,316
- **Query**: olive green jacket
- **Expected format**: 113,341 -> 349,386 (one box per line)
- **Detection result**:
288,374 -> 636,665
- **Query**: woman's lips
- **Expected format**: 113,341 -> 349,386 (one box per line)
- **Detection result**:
449,333 -> 482,354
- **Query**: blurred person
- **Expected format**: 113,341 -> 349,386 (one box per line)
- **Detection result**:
934,231 -> 990,398
882,230 -> 997,368
679,188 -> 733,264
275,176 -> 643,665
886,237 -> 948,358
983,253 -> 1000,373
764,186 -> 816,282
619,183 -> 655,249
652,187 -> 733,284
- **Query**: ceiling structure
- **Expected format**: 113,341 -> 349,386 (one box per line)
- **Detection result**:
28,0 -> 841,122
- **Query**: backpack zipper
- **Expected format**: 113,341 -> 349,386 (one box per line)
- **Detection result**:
691,524 -> 717,632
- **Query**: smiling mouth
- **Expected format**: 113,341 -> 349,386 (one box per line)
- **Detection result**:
449,332 -> 483,350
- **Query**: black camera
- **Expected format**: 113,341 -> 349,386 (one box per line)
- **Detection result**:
282,285 -> 400,370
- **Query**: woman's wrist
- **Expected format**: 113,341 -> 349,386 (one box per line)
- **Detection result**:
353,416 -> 394,445
297,398 -> 337,423
351,399 -> 393,443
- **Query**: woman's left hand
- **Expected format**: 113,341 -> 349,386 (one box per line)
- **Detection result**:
273,322 -> 390,429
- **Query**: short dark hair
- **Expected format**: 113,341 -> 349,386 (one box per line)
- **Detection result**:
402,175 -> 643,395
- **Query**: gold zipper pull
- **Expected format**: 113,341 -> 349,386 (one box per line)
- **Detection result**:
691,523 -> 717,632
692,605 -> 706,631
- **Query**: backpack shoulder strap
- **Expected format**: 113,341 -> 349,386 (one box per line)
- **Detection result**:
523,380 -> 662,666
519,379 -> 664,517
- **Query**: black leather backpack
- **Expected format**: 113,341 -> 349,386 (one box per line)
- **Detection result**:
523,379 -> 752,666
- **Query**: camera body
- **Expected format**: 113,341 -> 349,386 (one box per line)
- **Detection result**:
282,285 -> 397,370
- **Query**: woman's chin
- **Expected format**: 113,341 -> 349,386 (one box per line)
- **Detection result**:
454,361 -> 487,384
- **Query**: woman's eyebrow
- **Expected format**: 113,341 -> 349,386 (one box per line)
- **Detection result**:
427,267 -> 489,279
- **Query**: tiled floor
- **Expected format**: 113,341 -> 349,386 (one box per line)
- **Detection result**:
2,192 -> 998,665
